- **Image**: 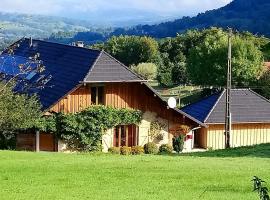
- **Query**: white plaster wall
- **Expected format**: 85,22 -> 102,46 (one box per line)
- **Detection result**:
138,111 -> 170,147
58,140 -> 67,152
102,129 -> 114,152
101,111 -> 173,152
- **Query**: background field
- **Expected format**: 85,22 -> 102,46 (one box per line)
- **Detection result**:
0,144 -> 269,200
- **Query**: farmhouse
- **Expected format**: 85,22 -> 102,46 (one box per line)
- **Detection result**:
2,38 -> 204,152
181,89 -> 270,150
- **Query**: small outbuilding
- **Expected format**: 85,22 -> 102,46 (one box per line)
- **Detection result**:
181,89 -> 270,150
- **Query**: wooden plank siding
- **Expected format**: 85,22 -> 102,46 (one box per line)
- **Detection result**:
50,85 -> 91,113
205,124 -> 270,150
49,82 -> 193,125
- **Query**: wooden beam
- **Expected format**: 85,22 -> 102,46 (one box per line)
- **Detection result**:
36,131 -> 40,152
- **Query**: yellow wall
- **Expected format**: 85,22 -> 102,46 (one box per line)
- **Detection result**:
205,123 -> 270,150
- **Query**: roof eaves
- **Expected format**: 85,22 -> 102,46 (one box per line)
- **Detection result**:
44,83 -> 83,112
144,83 -> 207,127
83,80 -> 144,83
174,108 -> 208,127
206,121 -> 270,125
204,89 -> 225,123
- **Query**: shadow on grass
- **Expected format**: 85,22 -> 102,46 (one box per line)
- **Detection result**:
179,144 -> 270,158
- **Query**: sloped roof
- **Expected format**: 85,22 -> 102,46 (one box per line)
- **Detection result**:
181,89 -> 270,124
1,38 -> 143,109
84,51 -> 143,82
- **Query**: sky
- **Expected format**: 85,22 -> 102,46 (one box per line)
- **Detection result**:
0,0 -> 233,25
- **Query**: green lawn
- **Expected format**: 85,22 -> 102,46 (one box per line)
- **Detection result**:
0,145 -> 269,200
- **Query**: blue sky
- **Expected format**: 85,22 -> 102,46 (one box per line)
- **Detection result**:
0,0 -> 232,25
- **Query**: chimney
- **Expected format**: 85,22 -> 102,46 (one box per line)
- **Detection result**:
29,37 -> 33,47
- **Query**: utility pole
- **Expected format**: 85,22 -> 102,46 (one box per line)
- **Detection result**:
225,28 -> 232,149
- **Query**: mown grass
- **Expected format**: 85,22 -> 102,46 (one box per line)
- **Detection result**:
0,144 -> 269,200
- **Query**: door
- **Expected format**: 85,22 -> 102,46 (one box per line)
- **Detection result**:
113,125 -> 137,147
39,133 -> 57,151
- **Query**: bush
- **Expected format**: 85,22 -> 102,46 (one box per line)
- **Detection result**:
144,142 -> 158,154
173,135 -> 185,153
131,63 -> 157,80
131,146 -> 144,155
38,106 -> 142,152
108,147 -> 120,154
159,144 -> 173,154
120,146 -> 132,155
0,132 -> 16,150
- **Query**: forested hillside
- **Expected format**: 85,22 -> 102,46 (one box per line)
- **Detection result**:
49,0 -> 270,45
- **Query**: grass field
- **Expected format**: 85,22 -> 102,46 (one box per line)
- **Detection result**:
0,145 -> 269,200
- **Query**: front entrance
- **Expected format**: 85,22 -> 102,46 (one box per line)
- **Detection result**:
113,125 -> 138,147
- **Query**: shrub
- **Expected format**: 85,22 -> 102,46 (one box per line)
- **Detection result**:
173,135 -> 185,153
131,146 -> 144,155
38,106 -> 142,152
0,132 -> 16,150
131,63 -> 157,80
108,147 -> 120,154
144,142 -> 158,154
159,144 -> 173,154
120,146 -> 132,155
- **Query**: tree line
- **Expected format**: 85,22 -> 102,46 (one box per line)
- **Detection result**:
90,28 -> 270,97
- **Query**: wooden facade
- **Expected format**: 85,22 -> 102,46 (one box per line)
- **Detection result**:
197,123 -> 270,149
49,82 -> 195,125
17,133 -> 57,151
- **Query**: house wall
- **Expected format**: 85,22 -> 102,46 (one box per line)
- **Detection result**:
205,123 -> 270,150
196,128 -> 208,149
49,82 -> 197,152
102,111 -> 173,152
49,83 -> 193,125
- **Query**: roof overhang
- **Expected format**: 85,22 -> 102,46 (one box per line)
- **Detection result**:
143,83 -> 207,127
206,121 -> 270,125
82,80 -> 147,83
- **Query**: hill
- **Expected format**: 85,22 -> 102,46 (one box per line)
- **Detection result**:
2,0 -> 270,47
0,12 -> 99,49
113,0 -> 270,38
52,0 -> 270,45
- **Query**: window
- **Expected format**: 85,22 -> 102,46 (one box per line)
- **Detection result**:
113,125 -> 138,147
91,86 -> 104,105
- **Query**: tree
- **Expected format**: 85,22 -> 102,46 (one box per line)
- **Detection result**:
156,53 -> 174,86
258,70 -> 270,99
0,43 -> 50,149
0,82 -> 42,131
131,63 -> 157,80
187,28 -> 264,86
104,35 -> 160,66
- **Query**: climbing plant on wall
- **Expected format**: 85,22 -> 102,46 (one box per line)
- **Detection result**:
38,106 -> 142,151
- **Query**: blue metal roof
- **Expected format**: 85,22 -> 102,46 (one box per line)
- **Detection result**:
1,38 -> 101,109
181,92 -> 222,123
0,38 -> 144,110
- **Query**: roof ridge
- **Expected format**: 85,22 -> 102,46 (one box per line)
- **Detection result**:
180,90 -> 223,110
101,51 -> 146,82
82,51 -> 103,83
24,38 -> 101,53
204,89 -> 225,123
248,88 -> 270,104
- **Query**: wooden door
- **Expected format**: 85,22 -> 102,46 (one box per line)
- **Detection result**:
40,133 -> 56,151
